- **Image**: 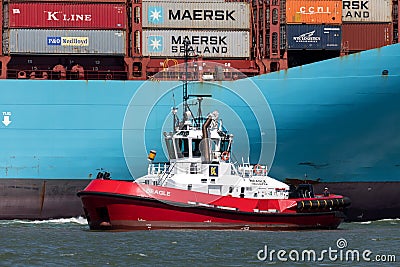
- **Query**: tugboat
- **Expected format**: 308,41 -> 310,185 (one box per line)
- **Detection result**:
77,42 -> 350,231
77,97 -> 350,230
77,98 -> 350,230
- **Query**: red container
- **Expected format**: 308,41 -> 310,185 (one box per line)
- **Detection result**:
341,23 -> 393,51
8,3 -> 126,29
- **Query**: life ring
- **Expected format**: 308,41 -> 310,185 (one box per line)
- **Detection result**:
221,151 -> 230,161
253,164 -> 263,175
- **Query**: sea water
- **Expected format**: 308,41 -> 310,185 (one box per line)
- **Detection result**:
0,218 -> 398,266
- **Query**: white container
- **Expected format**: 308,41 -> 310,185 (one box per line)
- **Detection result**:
142,1 -> 250,30
7,29 -> 126,55
342,0 -> 392,23
142,30 -> 250,58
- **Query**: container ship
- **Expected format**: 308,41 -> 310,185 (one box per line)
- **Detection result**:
0,0 -> 399,221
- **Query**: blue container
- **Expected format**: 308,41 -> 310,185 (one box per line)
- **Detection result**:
287,25 -> 341,50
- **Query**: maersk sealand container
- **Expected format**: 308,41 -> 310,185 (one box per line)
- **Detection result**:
142,30 -> 250,58
342,0 -> 392,23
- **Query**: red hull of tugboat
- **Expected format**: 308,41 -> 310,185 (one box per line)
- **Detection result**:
78,180 -> 347,231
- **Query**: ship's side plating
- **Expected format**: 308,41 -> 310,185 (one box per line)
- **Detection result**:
0,44 -> 399,220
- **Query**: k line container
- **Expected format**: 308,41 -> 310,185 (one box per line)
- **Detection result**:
142,30 -> 250,58
8,3 -> 126,29
142,1 -> 250,30
7,29 -> 126,55
286,24 -> 341,50
342,0 -> 392,23
286,0 -> 342,24
342,23 -> 393,51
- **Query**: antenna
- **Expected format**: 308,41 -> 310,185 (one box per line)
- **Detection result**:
180,40 -> 211,128
183,39 -> 190,113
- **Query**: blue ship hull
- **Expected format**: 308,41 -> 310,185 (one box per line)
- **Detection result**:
1,44 -> 400,220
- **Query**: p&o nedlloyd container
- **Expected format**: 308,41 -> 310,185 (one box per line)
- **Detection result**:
141,1 -> 250,30
6,29 -> 126,55
6,3 -> 127,29
142,30 -> 250,58
286,0 -> 342,24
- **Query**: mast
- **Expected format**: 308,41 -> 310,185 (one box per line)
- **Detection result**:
183,39 -> 190,113
181,39 -> 210,128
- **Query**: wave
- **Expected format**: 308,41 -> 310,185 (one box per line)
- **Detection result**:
0,216 -> 88,225
354,221 -> 372,225
375,218 -> 400,222
352,218 -> 400,225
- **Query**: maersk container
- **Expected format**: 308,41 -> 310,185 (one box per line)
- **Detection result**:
8,3 -> 126,29
342,0 -> 392,23
287,24 -> 341,50
342,23 -> 393,51
142,1 -> 250,30
142,30 -> 250,58
6,29 -> 126,55
286,0 -> 342,24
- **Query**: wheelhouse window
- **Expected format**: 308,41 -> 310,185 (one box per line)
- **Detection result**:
192,140 -> 201,157
220,139 -> 230,152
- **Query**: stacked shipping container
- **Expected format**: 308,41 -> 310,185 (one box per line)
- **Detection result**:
131,0 -> 262,79
286,0 -> 342,24
8,29 -> 126,55
284,0 -> 342,68
341,0 -> 393,52
285,0 -> 342,50
0,0 -> 398,79
141,30 -> 250,58
5,2 -> 127,55
139,1 -> 251,59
